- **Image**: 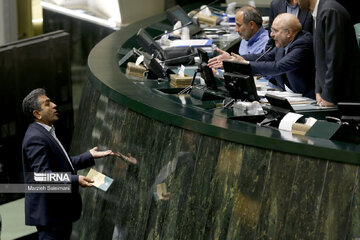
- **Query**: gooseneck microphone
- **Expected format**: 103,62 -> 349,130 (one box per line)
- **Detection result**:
162,51 -> 198,65
153,21 -> 193,40
255,46 -> 274,62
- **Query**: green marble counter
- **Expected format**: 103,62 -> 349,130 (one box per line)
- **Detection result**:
70,7 -> 360,240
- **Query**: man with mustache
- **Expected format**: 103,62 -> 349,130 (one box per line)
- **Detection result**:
22,88 -> 114,239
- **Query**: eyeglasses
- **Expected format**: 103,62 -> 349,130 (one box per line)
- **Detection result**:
271,28 -> 288,34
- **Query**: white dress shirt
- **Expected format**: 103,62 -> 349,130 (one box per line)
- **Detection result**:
36,122 -> 76,172
312,0 -> 320,29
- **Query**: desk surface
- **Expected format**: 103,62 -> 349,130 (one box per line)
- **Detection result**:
87,11 -> 360,165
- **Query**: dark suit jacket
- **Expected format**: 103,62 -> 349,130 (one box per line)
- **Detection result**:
267,0 -> 313,49
314,0 -> 360,103
22,122 -> 95,226
244,31 -> 315,99
269,0 -> 313,33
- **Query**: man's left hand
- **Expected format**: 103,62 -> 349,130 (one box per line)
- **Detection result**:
316,94 -> 335,107
90,146 -> 115,158
319,99 -> 335,107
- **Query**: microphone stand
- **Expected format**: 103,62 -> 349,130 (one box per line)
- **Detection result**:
178,69 -> 199,94
153,21 -> 193,40
162,52 -> 198,66
255,47 -> 273,62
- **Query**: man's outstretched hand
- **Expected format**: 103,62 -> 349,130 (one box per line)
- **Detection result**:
89,146 -> 115,158
79,175 -> 94,187
207,48 -> 233,69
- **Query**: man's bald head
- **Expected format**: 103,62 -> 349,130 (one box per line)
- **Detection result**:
274,13 -> 302,34
270,13 -> 302,47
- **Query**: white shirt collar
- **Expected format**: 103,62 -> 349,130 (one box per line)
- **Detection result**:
312,0 -> 320,20
35,121 -> 53,132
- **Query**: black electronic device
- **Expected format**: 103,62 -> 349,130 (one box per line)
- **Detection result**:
137,28 -> 195,66
137,28 -> 165,60
163,47 -> 195,66
166,5 -> 202,36
338,102 -> 360,121
257,94 -> 295,127
265,94 -> 295,114
223,60 -> 259,101
223,60 -> 254,77
223,72 -> 259,101
197,48 -> 217,90
140,51 -> 174,80
337,102 -> 360,140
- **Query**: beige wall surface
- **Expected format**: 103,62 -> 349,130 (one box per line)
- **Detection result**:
118,0 -> 165,25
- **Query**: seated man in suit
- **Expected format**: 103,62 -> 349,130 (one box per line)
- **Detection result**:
235,5 -> 269,55
22,88 -> 114,240
267,0 -> 313,48
208,13 -> 315,99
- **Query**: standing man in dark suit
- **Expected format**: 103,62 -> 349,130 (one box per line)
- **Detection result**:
269,0 -> 313,33
267,0 -> 313,48
298,0 -> 360,106
22,88 -> 114,240
208,13 -> 315,98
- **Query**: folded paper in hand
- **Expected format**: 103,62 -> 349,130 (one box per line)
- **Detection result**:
86,168 -> 114,192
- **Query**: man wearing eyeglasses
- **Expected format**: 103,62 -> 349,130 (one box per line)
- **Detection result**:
208,13 -> 315,98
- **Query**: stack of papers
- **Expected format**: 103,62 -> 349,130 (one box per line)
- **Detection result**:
259,91 -> 315,105
258,91 -> 302,98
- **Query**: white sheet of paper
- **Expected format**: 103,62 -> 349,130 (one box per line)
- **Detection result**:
170,39 -> 211,47
279,112 -> 304,132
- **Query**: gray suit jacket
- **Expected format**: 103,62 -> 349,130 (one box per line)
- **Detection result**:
314,0 -> 360,103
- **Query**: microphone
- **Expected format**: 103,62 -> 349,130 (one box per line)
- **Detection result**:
162,51 -> 198,66
153,21 -> 193,40
255,47 -> 273,62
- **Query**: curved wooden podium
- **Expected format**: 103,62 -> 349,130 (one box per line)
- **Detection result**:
70,10 -> 360,240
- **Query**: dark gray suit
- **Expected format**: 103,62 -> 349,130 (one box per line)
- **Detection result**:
314,0 -> 360,103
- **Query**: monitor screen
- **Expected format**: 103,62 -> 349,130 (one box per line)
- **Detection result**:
338,102 -> 360,116
166,5 -> 202,36
224,72 -> 259,101
142,51 -> 166,79
265,94 -> 295,113
223,60 -> 254,77
223,60 -> 259,101
197,48 -> 216,90
136,28 -> 165,60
